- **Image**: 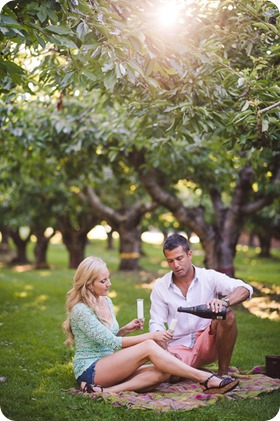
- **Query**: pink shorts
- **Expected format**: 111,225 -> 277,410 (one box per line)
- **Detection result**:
168,323 -> 218,368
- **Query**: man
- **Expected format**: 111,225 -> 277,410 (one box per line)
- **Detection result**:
149,233 -> 253,376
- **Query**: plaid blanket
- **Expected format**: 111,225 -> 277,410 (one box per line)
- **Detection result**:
67,366 -> 280,412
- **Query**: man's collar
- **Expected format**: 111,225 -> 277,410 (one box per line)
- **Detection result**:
169,265 -> 197,287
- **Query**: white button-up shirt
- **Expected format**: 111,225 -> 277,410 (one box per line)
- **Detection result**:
149,266 -> 253,348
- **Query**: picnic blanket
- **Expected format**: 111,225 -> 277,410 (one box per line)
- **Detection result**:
67,366 -> 280,412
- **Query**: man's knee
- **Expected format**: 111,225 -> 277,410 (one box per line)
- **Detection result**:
225,308 -> 236,326
217,308 -> 236,331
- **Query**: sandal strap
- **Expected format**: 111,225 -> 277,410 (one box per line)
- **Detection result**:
94,384 -> 103,392
200,373 -> 234,390
82,383 -> 103,393
219,377 -> 234,388
81,382 -> 88,393
200,373 -> 216,389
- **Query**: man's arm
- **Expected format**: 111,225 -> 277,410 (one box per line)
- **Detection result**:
207,286 -> 251,312
207,270 -> 253,312
220,286 -> 250,307
149,284 -> 168,332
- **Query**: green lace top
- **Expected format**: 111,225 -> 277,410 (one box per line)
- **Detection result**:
70,299 -> 122,379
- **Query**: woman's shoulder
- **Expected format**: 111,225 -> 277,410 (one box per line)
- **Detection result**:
72,302 -> 91,315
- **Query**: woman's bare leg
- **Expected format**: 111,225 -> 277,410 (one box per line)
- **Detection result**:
80,365 -> 169,394
93,339 -> 231,392
103,365 -> 170,393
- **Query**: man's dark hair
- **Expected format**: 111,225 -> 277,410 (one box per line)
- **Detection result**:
163,234 -> 190,253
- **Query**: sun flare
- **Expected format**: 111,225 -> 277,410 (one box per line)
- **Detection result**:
157,4 -> 179,27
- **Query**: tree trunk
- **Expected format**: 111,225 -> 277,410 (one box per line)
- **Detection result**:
61,231 -> 89,269
67,237 -> 88,268
9,228 -> 31,264
258,233 -> 271,257
33,227 -> 55,269
201,236 -> 237,277
56,211 -> 98,269
118,224 -> 142,270
248,232 -> 256,247
107,230 -> 114,250
0,228 -> 10,252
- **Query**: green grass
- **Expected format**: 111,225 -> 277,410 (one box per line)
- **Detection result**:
0,240 -> 279,421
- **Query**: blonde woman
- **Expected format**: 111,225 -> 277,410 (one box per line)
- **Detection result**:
62,256 -> 239,395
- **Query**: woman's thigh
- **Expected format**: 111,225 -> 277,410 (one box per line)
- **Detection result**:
94,342 -> 152,386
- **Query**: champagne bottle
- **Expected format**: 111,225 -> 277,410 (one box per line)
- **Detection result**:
177,304 -> 227,320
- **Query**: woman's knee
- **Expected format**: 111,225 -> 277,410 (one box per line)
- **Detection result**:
143,339 -> 158,347
140,339 -> 160,354
155,371 -> 170,383
149,367 -> 170,383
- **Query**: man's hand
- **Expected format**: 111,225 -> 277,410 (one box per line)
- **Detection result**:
206,298 -> 227,313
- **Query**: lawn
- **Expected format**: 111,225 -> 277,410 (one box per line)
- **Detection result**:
0,239 -> 279,421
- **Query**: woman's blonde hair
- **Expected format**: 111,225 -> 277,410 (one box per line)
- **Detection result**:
62,256 -> 108,347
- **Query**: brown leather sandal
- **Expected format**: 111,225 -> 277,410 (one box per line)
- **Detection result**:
200,373 -> 239,394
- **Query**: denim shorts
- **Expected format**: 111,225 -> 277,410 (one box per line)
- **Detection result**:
77,360 -> 99,386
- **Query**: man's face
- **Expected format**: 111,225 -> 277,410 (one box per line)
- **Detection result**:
164,245 -> 192,279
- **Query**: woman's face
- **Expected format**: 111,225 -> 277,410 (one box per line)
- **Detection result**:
90,267 -> 111,297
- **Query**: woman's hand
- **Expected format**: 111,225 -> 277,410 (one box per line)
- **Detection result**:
126,319 -> 143,333
121,327 -> 173,348
118,319 -> 144,336
151,330 -> 173,343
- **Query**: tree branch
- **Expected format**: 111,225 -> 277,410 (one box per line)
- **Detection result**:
84,186 -> 123,225
82,186 -> 158,227
241,196 -> 274,215
137,167 -> 211,239
241,163 -> 280,214
259,101 -> 280,115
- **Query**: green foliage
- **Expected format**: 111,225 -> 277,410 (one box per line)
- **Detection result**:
0,0 -> 279,272
0,241 -> 279,420
1,0 -> 279,148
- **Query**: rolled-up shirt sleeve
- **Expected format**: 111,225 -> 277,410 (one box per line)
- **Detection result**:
210,270 -> 253,299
